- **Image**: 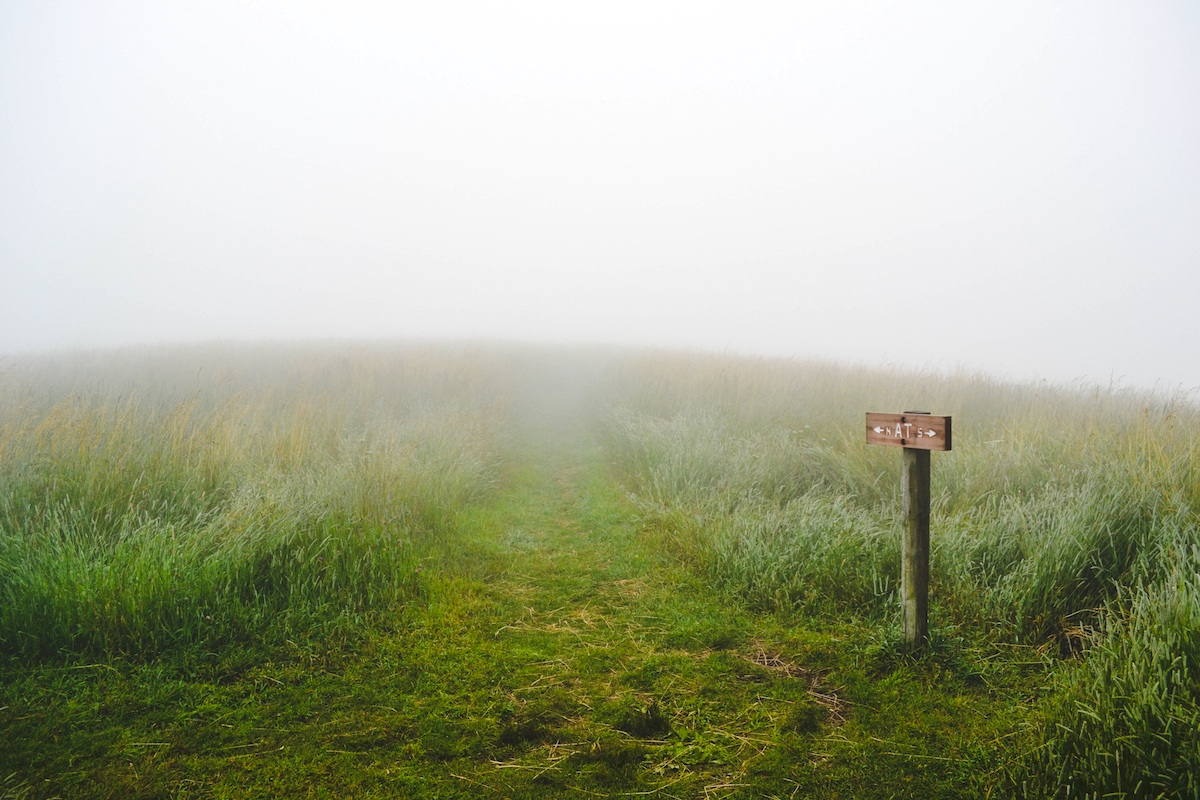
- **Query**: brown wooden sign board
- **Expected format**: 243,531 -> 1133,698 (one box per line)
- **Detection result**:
866,412 -> 951,451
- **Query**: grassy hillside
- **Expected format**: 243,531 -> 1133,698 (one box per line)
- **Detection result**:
602,352 -> 1200,797
1,343 -> 1196,798
0,343 -> 508,663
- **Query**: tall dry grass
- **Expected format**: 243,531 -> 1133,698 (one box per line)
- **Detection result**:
601,351 -> 1200,796
0,343 -> 509,661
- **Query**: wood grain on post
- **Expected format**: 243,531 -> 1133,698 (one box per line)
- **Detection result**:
901,447 -> 931,646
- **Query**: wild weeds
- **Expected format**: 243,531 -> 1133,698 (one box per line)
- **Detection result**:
706,493 -> 899,615
0,345 -> 507,662
1025,550 -> 1200,798
4,344 -> 1199,796
603,352 -> 1200,795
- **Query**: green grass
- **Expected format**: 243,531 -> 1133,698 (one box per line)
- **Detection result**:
1,343 -> 1197,797
603,351 -> 1200,798
0,373 -> 499,662
0,426 -> 1023,798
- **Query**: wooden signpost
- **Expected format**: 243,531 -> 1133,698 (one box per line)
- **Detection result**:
866,411 -> 952,647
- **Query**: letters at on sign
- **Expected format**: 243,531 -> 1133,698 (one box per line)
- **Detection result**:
865,413 -> 951,451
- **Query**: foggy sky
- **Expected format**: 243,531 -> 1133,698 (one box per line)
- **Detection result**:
2,2 -> 1198,391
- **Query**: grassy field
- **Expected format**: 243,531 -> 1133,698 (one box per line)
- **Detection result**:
1,343 -> 1197,798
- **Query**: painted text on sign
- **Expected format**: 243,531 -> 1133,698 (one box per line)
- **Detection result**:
865,413 -> 952,451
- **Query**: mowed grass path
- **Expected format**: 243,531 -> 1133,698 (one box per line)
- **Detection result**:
1,428 -> 1022,799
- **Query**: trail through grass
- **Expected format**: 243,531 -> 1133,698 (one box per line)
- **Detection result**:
4,345 -> 1198,797
2,424 -> 1026,798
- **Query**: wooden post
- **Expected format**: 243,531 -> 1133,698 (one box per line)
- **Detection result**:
865,409 -> 950,649
902,445 -> 930,646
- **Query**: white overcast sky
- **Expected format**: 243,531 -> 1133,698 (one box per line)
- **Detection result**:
2,2 -> 1198,390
